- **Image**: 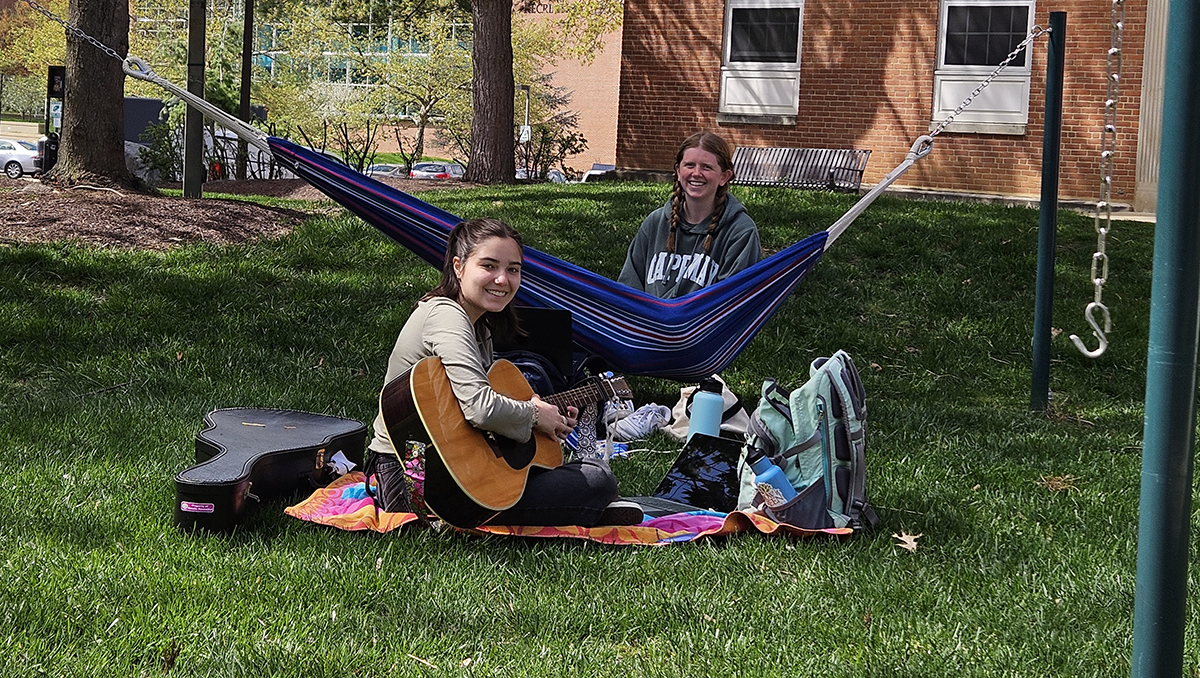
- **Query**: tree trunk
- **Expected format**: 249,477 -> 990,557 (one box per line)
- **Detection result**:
463,0 -> 514,185
46,0 -> 135,188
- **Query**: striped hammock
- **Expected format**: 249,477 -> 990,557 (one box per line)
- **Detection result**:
269,137 -> 930,381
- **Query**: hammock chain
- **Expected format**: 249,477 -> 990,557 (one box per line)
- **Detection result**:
930,25 -> 1049,138
14,0 -> 271,153
17,0 -> 124,63
1069,0 -> 1124,359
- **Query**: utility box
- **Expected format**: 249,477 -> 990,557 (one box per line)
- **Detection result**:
38,133 -> 59,174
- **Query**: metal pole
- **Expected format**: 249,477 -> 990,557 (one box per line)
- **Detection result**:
1031,12 -> 1066,411
1130,0 -> 1200,674
236,0 -> 254,181
182,0 -> 206,198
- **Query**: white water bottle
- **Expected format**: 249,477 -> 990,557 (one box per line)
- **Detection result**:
687,377 -> 724,441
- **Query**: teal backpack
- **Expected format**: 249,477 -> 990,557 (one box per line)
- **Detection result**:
743,350 -> 878,531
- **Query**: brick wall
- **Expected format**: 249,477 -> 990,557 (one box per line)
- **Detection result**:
617,0 -> 1146,203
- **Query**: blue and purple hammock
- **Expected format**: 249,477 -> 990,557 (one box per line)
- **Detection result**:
120,56 -> 927,381
268,137 -> 932,381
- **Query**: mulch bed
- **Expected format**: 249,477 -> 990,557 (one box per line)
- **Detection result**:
0,175 -> 470,251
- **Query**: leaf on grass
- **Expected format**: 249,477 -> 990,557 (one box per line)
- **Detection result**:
461,658 -> 472,667
176,351 -> 184,362
870,362 -> 882,372
312,356 -> 325,369
1035,474 -> 1081,493
893,531 -> 922,553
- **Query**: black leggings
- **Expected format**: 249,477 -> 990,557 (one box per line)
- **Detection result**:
491,458 -> 619,527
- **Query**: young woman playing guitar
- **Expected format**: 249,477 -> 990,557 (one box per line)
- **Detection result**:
366,217 -> 642,528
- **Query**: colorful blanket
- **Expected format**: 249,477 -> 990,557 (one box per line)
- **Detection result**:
285,473 -> 850,545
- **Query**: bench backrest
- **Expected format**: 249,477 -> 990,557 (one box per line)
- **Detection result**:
732,147 -> 872,192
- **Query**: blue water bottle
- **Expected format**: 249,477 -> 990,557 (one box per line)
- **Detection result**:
687,377 -> 724,441
746,448 -> 798,509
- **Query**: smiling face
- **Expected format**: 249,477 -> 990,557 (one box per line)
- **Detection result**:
676,146 -> 733,212
453,235 -> 523,323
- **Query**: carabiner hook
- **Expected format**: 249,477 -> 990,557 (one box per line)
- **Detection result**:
1069,302 -> 1111,358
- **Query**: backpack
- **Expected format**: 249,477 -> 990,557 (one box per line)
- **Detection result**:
743,350 -> 878,531
495,349 -> 570,396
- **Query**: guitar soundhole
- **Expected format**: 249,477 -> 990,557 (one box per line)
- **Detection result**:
484,432 -> 537,470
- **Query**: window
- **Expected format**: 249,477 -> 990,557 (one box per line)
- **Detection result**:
728,8 -> 801,63
932,0 -> 1036,134
718,0 -> 804,121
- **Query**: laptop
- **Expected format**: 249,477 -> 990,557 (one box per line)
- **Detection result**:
627,433 -> 744,518
494,306 -> 575,379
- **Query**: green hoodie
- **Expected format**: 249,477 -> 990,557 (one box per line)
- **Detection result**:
618,193 -> 761,299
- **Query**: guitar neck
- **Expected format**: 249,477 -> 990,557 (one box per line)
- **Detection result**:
545,380 -> 607,412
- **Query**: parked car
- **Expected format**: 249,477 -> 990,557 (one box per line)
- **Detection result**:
579,163 -> 616,183
365,163 -> 408,178
409,161 -> 464,180
516,168 -> 568,184
0,138 -> 42,178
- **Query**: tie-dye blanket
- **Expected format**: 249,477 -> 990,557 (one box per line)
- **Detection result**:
285,472 -> 850,545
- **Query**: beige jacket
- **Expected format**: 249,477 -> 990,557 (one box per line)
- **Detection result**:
368,297 -> 536,458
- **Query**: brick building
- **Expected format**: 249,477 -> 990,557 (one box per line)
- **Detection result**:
615,0 -> 1166,211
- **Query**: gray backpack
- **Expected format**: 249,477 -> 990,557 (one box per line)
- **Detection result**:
743,350 -> 878,531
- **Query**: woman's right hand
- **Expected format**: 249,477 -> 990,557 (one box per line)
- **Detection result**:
532,396 -> 576,441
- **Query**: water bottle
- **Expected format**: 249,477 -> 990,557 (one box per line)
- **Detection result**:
687,377 -> 724,441
746,448 -> 798,509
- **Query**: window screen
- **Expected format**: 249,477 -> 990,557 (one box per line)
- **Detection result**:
944,5 -> 1029,66
729,8 -> 801,63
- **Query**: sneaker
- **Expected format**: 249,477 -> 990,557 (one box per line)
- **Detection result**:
596,499 -> 644,526
609,404 -> 671,442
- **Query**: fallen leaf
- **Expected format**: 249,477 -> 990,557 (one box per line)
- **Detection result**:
312,356 -> 325,369
176,351 -> 184,362
870,362 -> 882,372
893,531 -> 922,553
461,658 -> 473,667
1035,474 -> 1081,493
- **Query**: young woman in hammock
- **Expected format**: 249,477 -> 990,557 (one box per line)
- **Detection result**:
365,217 -> 643,527
618,132 -> 762,299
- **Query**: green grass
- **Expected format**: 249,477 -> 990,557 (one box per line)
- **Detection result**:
1,182 -> 1193,677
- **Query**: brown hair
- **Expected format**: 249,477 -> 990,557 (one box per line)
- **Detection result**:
421,217 -> 524,341
667,131 -> 736,255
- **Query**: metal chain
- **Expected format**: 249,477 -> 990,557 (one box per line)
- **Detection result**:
1070,0 -> 1124,359
16,0 -> 125,63
15,0 -> 271,153
930,25 -> 1049,138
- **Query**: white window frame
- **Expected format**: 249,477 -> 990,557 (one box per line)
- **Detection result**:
932,0 -> 1035,134
718,0 -> 805,120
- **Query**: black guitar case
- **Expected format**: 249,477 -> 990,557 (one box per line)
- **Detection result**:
175,408 -> 367,532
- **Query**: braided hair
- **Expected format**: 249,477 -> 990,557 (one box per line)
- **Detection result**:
667,131 -> 737,255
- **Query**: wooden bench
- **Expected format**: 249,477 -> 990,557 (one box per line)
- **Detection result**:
732,147 -> 872,193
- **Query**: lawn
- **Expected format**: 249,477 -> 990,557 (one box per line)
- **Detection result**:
1,180 -> 1191,677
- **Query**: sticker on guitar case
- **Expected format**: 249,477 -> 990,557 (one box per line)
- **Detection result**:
180,501 -> 216,513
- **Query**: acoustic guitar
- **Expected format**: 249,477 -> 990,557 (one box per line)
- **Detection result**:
379,356 -> 632,528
